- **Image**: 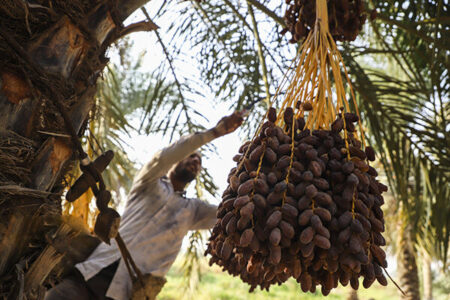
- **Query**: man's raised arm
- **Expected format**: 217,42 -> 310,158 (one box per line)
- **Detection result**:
131,111 -> 245,190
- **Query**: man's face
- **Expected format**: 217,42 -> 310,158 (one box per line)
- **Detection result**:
172,153 -> 202,184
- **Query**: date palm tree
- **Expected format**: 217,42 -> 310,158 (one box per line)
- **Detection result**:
0,0 -> 158,297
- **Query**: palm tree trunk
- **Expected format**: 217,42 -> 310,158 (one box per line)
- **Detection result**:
398,225 -> 421,300
347,289 -> 359,300
422,251 -> 432,300
0,0 -> 152,298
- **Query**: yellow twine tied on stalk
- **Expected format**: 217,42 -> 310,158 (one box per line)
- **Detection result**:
235,0 -> 369,216
211,2 -> 394,292
269,0 -> 366,148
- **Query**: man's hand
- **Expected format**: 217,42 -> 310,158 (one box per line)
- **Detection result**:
213,110 -> 245,137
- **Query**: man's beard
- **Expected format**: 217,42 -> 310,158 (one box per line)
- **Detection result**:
173,166 -> 197,184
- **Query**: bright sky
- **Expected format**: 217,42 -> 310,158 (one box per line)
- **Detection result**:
112,2 -> 252,211
119,103 -> 243,208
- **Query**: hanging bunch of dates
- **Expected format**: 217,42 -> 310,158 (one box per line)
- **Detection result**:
283,0 -> 367,42
205,107 -> 388,294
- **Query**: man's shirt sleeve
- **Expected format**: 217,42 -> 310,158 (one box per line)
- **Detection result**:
190,199 -> 218,230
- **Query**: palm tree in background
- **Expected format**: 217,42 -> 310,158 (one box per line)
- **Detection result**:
343,2 -> 448,298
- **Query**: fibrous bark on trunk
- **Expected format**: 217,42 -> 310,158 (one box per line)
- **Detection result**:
0,0 -> 154,298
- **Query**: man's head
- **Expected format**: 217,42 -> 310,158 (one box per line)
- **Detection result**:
169,152 -> 202,191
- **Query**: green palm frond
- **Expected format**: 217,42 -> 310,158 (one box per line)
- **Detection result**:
182,230 -> 204,297
344,48 -> 449,265
153,0 -> 297,137
347,3 -> 449,263
86,72 -> 137,205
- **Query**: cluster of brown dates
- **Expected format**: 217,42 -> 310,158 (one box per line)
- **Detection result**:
205,107 -> 388,294
283,0 -> 367,42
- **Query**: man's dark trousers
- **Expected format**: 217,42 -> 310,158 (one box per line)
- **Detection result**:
45,260 -> 119,300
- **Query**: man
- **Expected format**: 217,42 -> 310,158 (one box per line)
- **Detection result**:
45,111 -> 244,300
